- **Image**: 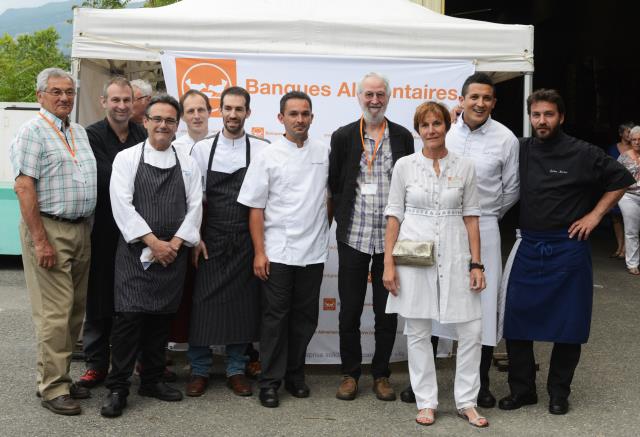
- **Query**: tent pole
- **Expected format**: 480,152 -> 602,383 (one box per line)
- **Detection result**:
523,72 -> 533,136
70,58 -> 81,124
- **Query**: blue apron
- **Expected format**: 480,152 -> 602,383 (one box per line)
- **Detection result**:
503,229 -> 592,344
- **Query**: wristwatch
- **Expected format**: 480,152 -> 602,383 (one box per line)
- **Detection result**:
469,262 -> 485,272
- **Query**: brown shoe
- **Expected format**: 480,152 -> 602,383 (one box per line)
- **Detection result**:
227,374 -> 252,396
41,394 -> 81,415
185,375 -> 209,397
336,376 -> 358,400
373,377 -> 396,401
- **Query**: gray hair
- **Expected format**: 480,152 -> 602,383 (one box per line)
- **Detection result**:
356,72 -> 390,96
629,126 -> 640,137
130,79 -> 153,97
36,68 -> 75,92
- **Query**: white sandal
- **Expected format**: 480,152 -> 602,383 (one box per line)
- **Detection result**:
415,408 -> 435,426
458,407 -> 489,428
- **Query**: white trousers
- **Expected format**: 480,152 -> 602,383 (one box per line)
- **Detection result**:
405,317 -> 482,410
619,193 -> 640,269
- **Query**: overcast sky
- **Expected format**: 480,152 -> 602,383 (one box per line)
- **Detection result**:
0,0 -> 68,15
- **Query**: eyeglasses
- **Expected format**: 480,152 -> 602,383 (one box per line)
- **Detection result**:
146,116 -> 178,126
43,89 -> 76,97
136,95 -> 151,102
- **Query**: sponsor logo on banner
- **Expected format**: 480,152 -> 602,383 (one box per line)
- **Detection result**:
323,298 -> 336,311
176,58 -> 237,117
251,127 -> 265,139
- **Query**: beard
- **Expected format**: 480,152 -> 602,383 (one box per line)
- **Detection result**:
534,123 -> 561,140
362,108 -> 386,125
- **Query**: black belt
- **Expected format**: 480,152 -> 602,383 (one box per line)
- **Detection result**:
40,212 -> 85,224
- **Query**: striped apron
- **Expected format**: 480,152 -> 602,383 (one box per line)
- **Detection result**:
189,134 -> 260,345
113,144 -> 188,314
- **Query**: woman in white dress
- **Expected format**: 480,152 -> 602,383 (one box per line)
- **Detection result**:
383,101 -> 487,427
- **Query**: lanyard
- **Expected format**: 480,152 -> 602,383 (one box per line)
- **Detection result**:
359,116 -> 387,174
38,112 -> 77,163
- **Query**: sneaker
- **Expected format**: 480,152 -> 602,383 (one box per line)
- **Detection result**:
77,369 -> 107,388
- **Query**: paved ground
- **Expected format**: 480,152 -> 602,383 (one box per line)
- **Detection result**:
0,234 -> 638,437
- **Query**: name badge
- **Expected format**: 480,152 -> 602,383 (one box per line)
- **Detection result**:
361,183 -> 378,195
72,166 -> 85,184
447,176 -> 462,188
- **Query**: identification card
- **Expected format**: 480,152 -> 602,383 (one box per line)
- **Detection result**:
72,166 -> 85,184
361,183 -> 378,195
447,176 -> 463,188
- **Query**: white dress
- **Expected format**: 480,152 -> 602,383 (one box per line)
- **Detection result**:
384,151 -> 482,323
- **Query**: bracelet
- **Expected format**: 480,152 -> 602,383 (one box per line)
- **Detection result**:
469,262 -> 485,272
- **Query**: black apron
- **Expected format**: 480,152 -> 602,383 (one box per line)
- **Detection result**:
113,143 -> 189,314
189,134 -> 260,345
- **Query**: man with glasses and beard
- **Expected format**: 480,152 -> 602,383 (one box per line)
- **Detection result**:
186,86 -> 269,398
101,94 -> 202,417
498,89 -> 634,416
329,72 -> 415,402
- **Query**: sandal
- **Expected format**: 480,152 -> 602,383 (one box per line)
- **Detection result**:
415,408 -> 435,426
628,267 -> 640,275
458,407 -> 489,428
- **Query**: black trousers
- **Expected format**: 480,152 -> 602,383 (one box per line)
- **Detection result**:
337,242 -> 397,380
82,316 -> 113,371
259,262 -> 323,389
105,312 -> 173,395
506,339 -> 581,399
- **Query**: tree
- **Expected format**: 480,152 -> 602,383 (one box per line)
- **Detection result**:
144,0 -> 180,7
0,28 -> 69,102
81,0 -> 129,7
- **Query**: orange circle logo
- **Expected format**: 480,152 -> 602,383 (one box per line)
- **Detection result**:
176,58 -> 237,118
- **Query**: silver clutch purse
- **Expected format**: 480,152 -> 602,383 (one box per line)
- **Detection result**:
392,240 -> 435,266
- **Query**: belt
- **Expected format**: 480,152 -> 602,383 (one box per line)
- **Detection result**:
40,212 -> 85,224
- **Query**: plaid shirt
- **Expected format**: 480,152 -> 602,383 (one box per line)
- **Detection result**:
345,127 -> 392,255
9,108 -> 97,219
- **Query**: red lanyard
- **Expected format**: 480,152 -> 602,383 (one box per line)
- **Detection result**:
38,112 -> 77,163
359,116 -> 386,174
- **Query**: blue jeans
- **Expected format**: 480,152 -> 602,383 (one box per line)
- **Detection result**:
188,344 -> 249,377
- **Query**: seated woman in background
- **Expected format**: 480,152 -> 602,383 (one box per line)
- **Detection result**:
383,101 -> 487,427
618,125 -> 640,275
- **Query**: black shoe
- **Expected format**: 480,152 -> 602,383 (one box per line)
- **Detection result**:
498,393 -> 538,410
138,382 -> 183,402
100,391 -> 127,418
548,396 -> 569,415
70,382 -> 91,399
259,387 -> 279,408
400,385 -> 415,403
477,388 -> 496,408
284,381 -> 310,398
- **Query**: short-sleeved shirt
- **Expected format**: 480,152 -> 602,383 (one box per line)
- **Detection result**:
617,152 -> 640,196
9,108 -> 97,219
237,136 -> 330,266
519,131 -> 635,230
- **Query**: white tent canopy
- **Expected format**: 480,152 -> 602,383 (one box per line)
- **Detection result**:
71,0 -> 534,127
72,0 -> 533,72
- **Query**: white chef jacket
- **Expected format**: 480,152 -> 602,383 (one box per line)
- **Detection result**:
110,141 -> 203,246
237,135 -> 330,266
172,131 -> 214,156
446,115 -> 519,218
190,131 -> 269,188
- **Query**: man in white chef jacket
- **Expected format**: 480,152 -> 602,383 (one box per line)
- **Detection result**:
430,72 -> 519,408
238,91 -> 331,408
172,89 -> 213,154
100,94 -> 202,418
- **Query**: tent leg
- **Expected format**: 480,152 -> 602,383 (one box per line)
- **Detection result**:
71,58 -> 81,124
522,72 -> 533,136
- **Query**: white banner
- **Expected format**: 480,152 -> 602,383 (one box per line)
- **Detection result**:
160,51 -> 474,364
